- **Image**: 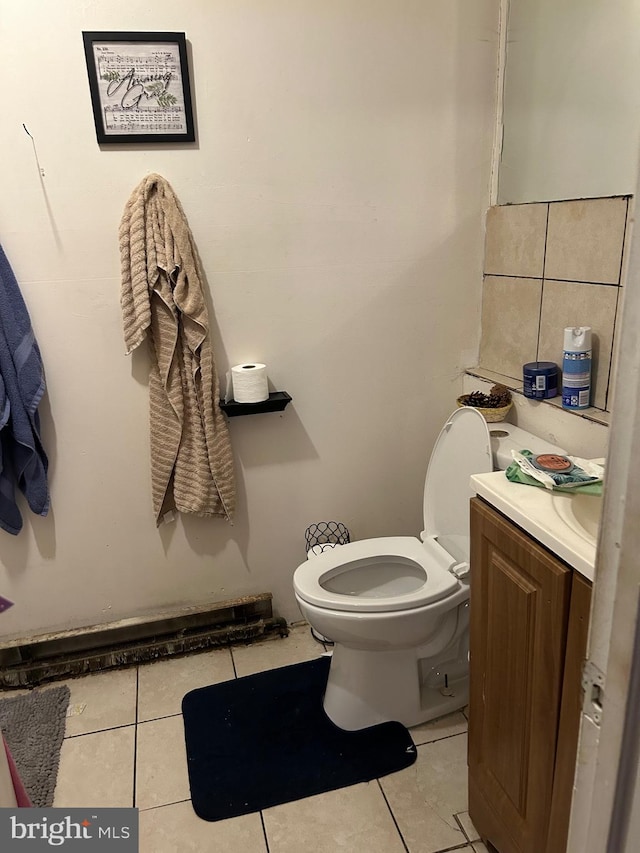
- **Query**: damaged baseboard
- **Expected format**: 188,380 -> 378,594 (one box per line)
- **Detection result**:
0,593 -> 288,688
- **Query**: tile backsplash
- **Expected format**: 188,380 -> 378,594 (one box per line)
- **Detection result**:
478,196 -> 630,411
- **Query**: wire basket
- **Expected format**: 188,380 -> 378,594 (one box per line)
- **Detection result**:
456,396 -> 513,423
304,521 -> 351,554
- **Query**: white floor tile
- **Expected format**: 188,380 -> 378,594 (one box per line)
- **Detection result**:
53,726 -> 135,808
137,648 -> 234,722
410,710 -> 468,747
63,667 -> 137,736
263,781 -> 406,853
136,715 -> 190,810
457,809 -> 481,842
43,630 -> 480,850
139,800 -> 267,853
380,733 -> 469,853
231,624 -> 325,677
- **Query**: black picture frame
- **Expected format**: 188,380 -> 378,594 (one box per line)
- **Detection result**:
82,31 -> 195,145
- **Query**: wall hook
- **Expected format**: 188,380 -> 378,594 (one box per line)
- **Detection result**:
23,124 -> 45,178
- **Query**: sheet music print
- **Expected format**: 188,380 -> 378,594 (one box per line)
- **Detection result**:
93,42 -> 188,135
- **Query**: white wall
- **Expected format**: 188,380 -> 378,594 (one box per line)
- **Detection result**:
0,0 -> 498,640
499,0 -> 640,204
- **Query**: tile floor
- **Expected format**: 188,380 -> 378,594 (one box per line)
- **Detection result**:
6,625 -> 488,853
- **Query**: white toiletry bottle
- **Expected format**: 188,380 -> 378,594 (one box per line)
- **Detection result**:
562,326 -> 592,410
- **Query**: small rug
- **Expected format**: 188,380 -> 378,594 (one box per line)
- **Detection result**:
182,657 -> 417,822
0,685 -> 70,807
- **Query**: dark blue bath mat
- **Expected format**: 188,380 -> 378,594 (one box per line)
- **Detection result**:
182,656 -> 417,821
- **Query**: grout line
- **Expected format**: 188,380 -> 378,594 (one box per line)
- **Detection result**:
417,731 -> 467,746
484,272 -> 543,281
485,272 -> 622,288
541,202 -> 550,280
376,779 -> 410,853
604,287 -> 623,413
260,811 -> 271,853
65,721 -> 138,739
412,729 -> 469,749
535,204 -> 551,361
543,278 -> 621,288
137,711 -> 182,726
453,812 -> 466,839
132,667 -> 139,808
137,797 -> 191,813
605,197 -> 633,411
617,196 -> 631,287
454,812 -> 473,843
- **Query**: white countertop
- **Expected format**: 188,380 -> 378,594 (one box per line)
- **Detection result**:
471,471 -> 598,582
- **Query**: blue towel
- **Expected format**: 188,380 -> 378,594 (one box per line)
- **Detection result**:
0,245 -> 49,534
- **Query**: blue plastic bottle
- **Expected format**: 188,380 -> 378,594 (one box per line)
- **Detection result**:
562,327 -> 592,409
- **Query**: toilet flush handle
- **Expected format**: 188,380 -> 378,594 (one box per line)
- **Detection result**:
451,561 -> 470,580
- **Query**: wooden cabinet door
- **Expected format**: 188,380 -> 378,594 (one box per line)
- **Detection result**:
546,573 -> 592,852
468,498 -> 572,853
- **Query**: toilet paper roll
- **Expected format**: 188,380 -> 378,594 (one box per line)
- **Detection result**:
231,363 -> 269,403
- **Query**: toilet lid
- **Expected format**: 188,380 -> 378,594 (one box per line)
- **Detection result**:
421,407 -> 492,560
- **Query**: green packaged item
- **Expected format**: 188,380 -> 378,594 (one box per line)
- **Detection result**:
506,450 -> 603,495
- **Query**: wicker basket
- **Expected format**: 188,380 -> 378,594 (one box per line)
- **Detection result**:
456,396 -> 513,423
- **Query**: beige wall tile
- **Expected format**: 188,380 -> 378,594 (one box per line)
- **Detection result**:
538,280 -> 620,410
478,277 -> 542,379
484,203 -> 547,277
545,197 -> 628,284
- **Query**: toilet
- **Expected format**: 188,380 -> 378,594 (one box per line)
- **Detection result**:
293,407 -> 566,731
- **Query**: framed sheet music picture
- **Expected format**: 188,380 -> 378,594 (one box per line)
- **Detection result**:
82,31 -> 195,144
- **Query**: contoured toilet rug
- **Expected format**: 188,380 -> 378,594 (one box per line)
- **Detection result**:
182,656 -> 417,821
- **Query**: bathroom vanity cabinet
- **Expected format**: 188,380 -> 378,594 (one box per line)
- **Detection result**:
468,497 -> 592,853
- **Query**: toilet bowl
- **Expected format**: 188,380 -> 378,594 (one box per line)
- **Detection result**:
294,407 -> 566,731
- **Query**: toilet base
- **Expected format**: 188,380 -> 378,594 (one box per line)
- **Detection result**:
322,642 -> 469,731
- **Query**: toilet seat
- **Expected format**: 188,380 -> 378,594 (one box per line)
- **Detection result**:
293,536 -> 458,613
294,407 -> 492,617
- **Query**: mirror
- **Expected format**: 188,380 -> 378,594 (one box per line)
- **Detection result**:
498,0 -> 640,204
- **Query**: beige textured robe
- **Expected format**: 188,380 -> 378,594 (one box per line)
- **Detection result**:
119,174 -> 235,523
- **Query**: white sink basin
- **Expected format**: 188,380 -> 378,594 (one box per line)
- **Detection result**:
551,491 -> 602,545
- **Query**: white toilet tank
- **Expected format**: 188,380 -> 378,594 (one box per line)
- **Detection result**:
488,423 -> 567,471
